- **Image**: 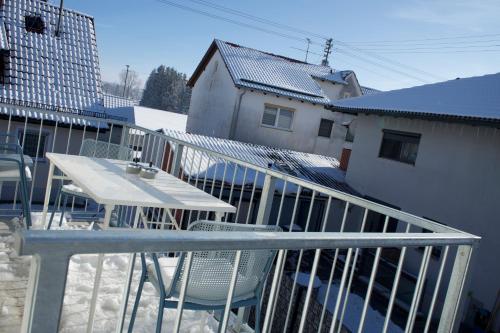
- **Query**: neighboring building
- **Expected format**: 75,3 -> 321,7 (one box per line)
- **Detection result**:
0,0 -> 115,202
330,73 -> 500,331
186,40 -> 363,159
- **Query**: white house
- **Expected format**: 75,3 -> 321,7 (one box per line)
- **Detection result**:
330,73 -> 500,331
186,40 -> 365,160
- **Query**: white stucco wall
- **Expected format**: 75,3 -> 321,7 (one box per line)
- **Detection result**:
346,114 -> 500,321
186,51 -> 239,138
186,52 -> 359,159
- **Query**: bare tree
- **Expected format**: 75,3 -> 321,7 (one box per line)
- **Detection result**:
119,69 -> 142,99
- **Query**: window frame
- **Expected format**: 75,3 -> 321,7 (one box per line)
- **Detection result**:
318,118 -> 334,138
261,104 -> 295,131
378,129 -> 421,165
24,15 -> 45,34
17,127 -> 50,162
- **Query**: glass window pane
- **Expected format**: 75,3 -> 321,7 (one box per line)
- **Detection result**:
277,109 -> 293,129
318,119 -> 333,137
379,130 -> 420,164
262,107 -> 277,126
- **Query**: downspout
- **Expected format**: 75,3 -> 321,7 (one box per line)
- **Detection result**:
229,89 -> 246,140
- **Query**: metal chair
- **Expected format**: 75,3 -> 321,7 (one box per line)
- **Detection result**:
0,133 -> 33,228
128,220 -> 281,333
47,139 -> 133,229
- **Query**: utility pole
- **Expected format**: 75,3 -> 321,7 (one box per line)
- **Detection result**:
55,0 -> 64,37
321,38 -> 333,66
305,38 -> 311,62
122,65 -> 130,98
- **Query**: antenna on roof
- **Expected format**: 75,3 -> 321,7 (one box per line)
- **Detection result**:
305,38 -> 311,62
123,65 -> 130,97
321,38 -> 333,66
55,0 -> 64,37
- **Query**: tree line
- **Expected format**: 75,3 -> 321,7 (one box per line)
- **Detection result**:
102,65 -> 191,114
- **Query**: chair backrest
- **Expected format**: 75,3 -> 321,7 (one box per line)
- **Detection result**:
79,139 -> 132,160
171,220 -> 281,305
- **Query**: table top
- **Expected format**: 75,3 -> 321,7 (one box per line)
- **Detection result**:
46,153 -> 236,213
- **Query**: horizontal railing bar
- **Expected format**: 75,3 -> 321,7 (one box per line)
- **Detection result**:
15,230 -> 479,256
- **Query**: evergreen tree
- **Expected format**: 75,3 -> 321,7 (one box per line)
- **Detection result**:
140,66 -> 191,113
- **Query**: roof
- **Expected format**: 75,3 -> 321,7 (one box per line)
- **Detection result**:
106,106 -> 187,132
188,39 -> 355,105
103,94 -> 139,109
331,73 -> 500,125
360,86 -> 380,95
1,0 -> 103,114
162,129 -> 355,194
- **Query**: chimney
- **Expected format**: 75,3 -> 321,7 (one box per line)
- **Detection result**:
339,148 -> 351,171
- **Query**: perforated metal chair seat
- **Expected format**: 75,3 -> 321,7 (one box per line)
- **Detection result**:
61,183 -> 91,198
0,155 -> 33,181
147,256 -> 258,306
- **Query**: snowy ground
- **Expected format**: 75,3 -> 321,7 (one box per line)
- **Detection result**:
0,216 -> 221,333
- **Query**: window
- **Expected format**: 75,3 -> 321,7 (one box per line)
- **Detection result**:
318,119 -> 333,138
18,130 -> 48,159
261,105 -> 294,130
25,16 -> 45,34
0,51 -> 7,84
379,130 -> 420,165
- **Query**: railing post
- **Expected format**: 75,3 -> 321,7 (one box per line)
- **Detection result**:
170,143 -> 184,177
20,254 -> 70,333
437,245 -> 473,333
255,174 -> 276,225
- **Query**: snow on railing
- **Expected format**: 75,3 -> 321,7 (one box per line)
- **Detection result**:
0,108 -> 480,333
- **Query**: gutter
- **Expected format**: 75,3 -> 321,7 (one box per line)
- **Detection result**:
229,89 -> 246,139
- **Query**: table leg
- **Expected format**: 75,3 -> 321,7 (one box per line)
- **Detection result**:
41,161 -> 55,228
87,204 -> 114,333
215,211 -> 224,221
116,207 -> 142,333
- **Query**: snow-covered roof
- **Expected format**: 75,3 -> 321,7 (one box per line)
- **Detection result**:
103,94 -> 139,109
188,39 -> 356,105
106,106 -> 187,132
1,0 -> 103,114
332,73 -> 500,125
360,86 -> 380,95
162,129 -> 354,194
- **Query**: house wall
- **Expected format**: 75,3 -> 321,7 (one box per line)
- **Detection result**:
346,113 -> 500,324
186,51 -> 359,159
186,50 -> 239,138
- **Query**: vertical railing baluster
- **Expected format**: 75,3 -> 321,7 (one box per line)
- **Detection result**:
173,252 -> 194,333
406,245 -> 432,333
424,245 -> 449,333
329,248 -> 354,333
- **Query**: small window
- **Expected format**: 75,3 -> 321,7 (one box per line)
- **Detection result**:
261,105 -> 294,130
318,119 -> 334,138
18,130 -> 48,159
342,92 -> 351,99
0,51 -> 7,84
25,16 -> 45,34
379,130 -> 420,165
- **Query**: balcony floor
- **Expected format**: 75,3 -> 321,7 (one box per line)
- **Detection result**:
0,219 -> 223,333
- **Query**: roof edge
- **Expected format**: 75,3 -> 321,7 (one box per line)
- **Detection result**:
187,40 -> 219,87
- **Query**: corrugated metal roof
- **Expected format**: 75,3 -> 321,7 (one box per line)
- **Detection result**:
162,128 -> 355,194
0,105 -> 104,127
331,73 -> 500,125
215,40 -> 353,105
360,86 -> 380,95
103,94 -> 139,109
1,0 -> 102,112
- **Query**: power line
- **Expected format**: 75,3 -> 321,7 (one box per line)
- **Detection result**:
344,38 -> 500,48
154,0 -> 310,43
346,32 -> 500,44
349,44 -> 500,52
154,0 -> 443,83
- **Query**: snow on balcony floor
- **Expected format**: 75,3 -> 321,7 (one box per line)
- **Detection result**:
0,216 -> 220,333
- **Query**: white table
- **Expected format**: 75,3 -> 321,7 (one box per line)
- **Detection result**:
41,153 -> 236,332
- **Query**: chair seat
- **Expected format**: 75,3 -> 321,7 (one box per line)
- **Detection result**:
147,256 -> 257,306
61,183 -> 91,199
0,164 -> 32,181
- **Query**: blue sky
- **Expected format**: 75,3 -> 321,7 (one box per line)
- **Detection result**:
64,0 -> 500,91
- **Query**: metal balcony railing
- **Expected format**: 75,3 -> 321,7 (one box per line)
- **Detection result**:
0,105 -> 480,333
